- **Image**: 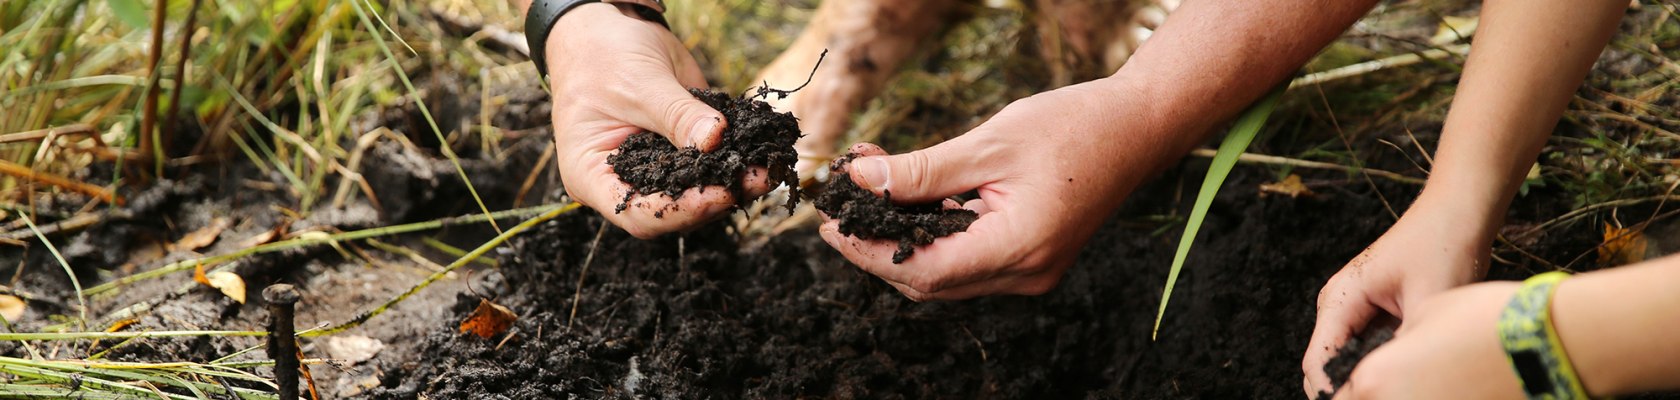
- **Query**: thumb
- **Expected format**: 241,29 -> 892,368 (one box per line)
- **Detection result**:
847,141 -> 984,204
621,76 -> 727,152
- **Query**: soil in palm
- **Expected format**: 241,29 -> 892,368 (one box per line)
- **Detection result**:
606,89 -> 802,214
811,154 -> 978,263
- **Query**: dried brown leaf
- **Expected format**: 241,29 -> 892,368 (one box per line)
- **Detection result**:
1259,174 -> 1315,198
171,217 -> 230,252
0,295 -> 24,321
459,298 -> 517,339
1598,223 -> 1649,266
194,264 -> 247,303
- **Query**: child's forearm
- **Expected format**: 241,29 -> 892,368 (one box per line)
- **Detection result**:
1553,256 -> 1680,396
1417,0 -> 1624,239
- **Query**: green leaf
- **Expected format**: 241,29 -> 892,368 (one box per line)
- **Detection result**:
106,0 -> 149,29
1152,84 -> 1286,340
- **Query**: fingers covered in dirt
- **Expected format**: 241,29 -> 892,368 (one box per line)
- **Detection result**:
816,79 -> 1160,301
543,3 -> 768,237
1329,283 -> 1524,400
555,132 -> 771,239
1302,201 -> 1493,397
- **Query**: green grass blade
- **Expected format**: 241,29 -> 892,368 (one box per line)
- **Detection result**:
348,0 -> 503,233
1152,85 -> 1286,340
18,214 -> 86,330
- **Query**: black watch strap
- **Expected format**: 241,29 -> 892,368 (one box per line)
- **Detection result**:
525,0 -> 670,79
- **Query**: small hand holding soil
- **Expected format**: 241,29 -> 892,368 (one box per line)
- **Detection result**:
813,154 -> 977,263
606,88 -> 801,214
1315,328 -> 1395,400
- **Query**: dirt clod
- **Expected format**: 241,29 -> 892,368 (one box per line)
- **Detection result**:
606,88 -> 802,215
813,154 -> 977,263
1316,327 -> 1396,400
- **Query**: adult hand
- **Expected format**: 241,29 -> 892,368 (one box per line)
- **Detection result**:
1302,196 -> 1490,395
1330,282 -> 1523,399
544,3 -> 770,238
818,79 -> 1165,301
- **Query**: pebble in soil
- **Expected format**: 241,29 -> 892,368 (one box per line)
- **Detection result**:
1315,327 -> 1396,400
605,88 -> 801,215
812,154 -> 978,263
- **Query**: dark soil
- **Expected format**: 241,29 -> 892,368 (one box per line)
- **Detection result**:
367,161 -> 1600,399
606,89 -> 802,214
811,154 -> 978,263
1316,327 -> 1395,400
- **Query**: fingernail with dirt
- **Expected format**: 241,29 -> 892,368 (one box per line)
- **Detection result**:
851,157 -> 891,194
687,117 -> 719,150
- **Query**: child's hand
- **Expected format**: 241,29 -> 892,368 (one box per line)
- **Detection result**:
1328,282 -> 1523,399
1302,197 -> 1489,395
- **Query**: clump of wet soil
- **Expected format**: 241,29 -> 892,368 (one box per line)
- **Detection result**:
1316,327 -> 1396,400
812,154 -> 977,263
606,88 -> 801,214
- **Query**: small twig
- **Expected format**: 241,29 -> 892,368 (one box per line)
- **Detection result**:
1314,83 -> 1400,220
157,0 -> 205,174
1185,149 -> 1425,185
0,124 -> 96,144
1289,44 -> 1470,89
0,159 -> 122,205
512,140 -> 555,208
568,220 -> 610,329
751,49 -> 828,100
2,211 -> 114,243
18,215 -> 85,331
138,0 -> 170,179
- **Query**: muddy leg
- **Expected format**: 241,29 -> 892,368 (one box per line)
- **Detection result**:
755,0 -> 963,181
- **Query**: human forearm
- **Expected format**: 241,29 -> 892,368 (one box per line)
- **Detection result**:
1553,255 -> 1680,396
1107,0 -> 1378,156
1416,0 -> 1624,239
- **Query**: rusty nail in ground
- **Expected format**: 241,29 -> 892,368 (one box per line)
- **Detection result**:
265,284 -> 300,400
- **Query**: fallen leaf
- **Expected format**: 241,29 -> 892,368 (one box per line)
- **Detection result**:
194,264 -> 247,303
1598,223 -> 1649,266
459,298 -> 517,339
1259,174 -> 1315,198
105,318 -> 139,332
237,223 -> 286,248
323,335 -> 386,364
171,217 -> 230,252
0,295 -> 24,321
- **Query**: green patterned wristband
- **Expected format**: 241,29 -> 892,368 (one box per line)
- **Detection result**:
1498,271 -> 1593,400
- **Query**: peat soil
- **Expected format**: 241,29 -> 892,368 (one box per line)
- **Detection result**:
812,154 -> 977,264
607,89 -> 803,214
371,155 -> 1650,398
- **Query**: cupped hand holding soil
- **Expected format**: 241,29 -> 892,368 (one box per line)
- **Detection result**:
816,80 -> 1162,301
607,88 -> 802,216
813,153 -> 977,264
544,4 -> 787,238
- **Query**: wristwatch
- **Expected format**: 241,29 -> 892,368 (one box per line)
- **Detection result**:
525,0 -> 669,78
